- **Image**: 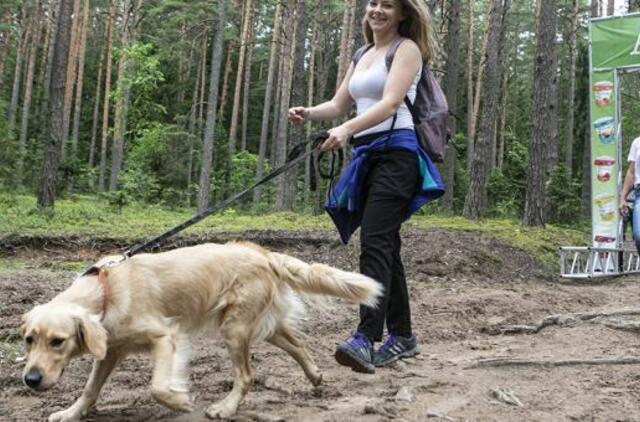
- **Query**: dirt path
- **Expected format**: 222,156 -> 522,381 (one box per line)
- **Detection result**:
2,229 -> 640,421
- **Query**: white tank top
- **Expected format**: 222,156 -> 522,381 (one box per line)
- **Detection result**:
348,53 -> 421,137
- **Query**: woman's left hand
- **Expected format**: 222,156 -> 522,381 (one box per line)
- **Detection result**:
320,125 -> 352,151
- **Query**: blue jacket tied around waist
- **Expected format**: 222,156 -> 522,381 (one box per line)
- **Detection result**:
325,129 -> 445,244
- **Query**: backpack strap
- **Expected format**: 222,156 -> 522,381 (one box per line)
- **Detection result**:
384,36 -> 407,70
352,43 -> 374,66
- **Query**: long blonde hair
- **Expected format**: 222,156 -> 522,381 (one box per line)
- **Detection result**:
362,0 -> 439,65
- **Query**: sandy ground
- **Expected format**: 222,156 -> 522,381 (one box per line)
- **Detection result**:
2,229 -> 640,421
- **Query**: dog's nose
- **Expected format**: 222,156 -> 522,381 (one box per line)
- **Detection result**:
24,368 -> 42,388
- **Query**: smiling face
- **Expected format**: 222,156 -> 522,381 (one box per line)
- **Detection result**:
21,303 -> 107,390
366,0 -> 405,34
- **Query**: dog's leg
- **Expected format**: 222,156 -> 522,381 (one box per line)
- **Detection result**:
268,326 -> 322,387
205,323 -> 253,419
150,335 -> 194,412
48,349 -> 122,422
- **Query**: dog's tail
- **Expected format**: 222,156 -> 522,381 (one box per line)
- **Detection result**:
268,252 -> 382,307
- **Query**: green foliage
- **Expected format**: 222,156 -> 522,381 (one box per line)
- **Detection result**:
546,164 -> 582,225
0,100 -> 17,189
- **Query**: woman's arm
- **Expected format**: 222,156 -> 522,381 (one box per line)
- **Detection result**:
289,64 -> 355,125
320,40 -> 422,151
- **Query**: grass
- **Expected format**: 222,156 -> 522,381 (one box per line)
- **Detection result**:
0,193 -> 589,271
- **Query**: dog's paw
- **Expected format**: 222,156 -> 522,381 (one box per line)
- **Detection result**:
48,409 -> 82,422
205,401 -> 238,420
152,389 -> 194,412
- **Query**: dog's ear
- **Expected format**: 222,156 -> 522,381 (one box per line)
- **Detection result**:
76,313 -> 107,360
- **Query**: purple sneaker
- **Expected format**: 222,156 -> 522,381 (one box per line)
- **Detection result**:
334,332 -> 375,373
373,333 -> 420,367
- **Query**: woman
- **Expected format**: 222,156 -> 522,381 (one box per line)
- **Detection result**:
289,0 -> 444,373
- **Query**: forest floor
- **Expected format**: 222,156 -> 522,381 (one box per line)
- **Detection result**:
2,228 -> 640,421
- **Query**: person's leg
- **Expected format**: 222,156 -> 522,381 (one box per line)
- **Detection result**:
384,232 -> 412,337
356,150 -> 418,342
335,150 -> 418,373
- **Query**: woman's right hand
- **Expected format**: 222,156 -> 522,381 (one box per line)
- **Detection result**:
288,106 -> 308,126
620,202 -> 629,216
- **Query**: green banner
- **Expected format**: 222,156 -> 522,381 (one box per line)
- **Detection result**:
592,14 -> 640,70
590,14 -> 640,249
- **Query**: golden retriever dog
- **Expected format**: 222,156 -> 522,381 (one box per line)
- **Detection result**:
20,242 -> 382,421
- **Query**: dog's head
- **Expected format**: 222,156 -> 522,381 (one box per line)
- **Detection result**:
20,303 -> 107,390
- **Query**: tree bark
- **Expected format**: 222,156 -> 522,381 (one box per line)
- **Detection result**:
523,0 -> 557,227
40,0 -> 61,131
304,0 -> 322,208
253,0 -> 282,206
197,0 -> 226,213
216,0 -> 241,128
463,0 -> 509,220
564,0 -> 579,179
0,10 -> 12,95
60,0 -> 82,158
98,0 -> 116,193
465,0 -> 475,163
228,0 -> 253,154
606,0 -> 614,15
197,29 -> 207,130
37,0 -> 73,208
8,3 -> 30,133
88,38 -> 104,168
17,0 -> 43,186
335,0 -> 355,91
109,0 -> 132,191
70,0 -> 90,156
442,0 -> 461,213
274,0 -> 296,211
240,9 -> 255,151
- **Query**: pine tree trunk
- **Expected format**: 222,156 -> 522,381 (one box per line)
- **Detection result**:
469,11 -> 489,159
217,0 -> 241,128
523,0 -> 557,227
335,0 -> 355,91
8,3 -> 30,132
70,0 -> 90,156
60,0 -> 82,158
0,10 -> 12,95
442,0 -> 461,213
228,0 -> 253,154
274,0 -> 296,211
37,0 -> 73,208
240,12 -> 255,151
109,0 -> 132,191
98,1 -> 116,193
352,0 -> 367,48
304,0 -> 321,208
564,0 -> 578,180
606,0 -> 614,15
496,67 -> 508,169
465,0 -> 475,163
463,0 -> 509,220
197,0 -> 226,213
17,0 -> 43,186
253,0 -> 282,206
40,0 -> 61,131
198,29 -> 207,130
285,0 -> 306,210
88,42 -> 103,168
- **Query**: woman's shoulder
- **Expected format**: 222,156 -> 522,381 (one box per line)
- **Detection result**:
395,38 -> 422,61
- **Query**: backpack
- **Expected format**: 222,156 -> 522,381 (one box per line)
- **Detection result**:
351,37 -> 450,163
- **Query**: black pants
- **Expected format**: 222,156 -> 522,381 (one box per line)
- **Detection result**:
356,149 -> 419,342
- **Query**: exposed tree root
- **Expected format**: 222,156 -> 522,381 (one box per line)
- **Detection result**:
495,308 -> 640,335
466,356 -> 640,369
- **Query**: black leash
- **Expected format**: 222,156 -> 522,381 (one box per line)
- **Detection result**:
120,131 -> 331,260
